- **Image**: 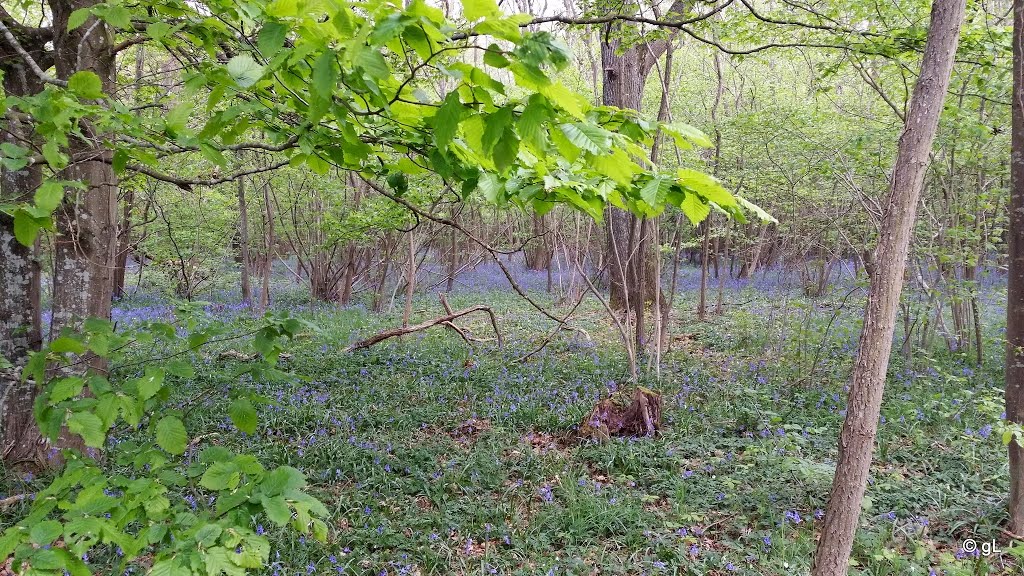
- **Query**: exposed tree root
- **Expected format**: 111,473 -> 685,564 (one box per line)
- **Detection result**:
579,387 -> 662,441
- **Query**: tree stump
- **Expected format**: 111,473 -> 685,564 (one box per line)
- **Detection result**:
580,387 -> 662,441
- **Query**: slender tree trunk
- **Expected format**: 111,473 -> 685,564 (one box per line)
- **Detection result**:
237,176 -> 252,304
698,219 -> 710,320
258,180 -> 273,313
1006,0 -> 1024,536
812,1 -> 966,573
403,231 -> 417,328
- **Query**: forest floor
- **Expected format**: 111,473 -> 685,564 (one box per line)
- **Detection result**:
3,265 -> 1020,575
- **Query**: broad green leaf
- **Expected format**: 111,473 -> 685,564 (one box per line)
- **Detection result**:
257,22 -> 288,57
433,92 -> 464,151
463,0 -> 499,21
67,8 -> 90,30
311,52 -> 338,101
677,169 -> 736,207
156,415 -> 187,454
67,411 -> 105,447
201,462 -> 241,491
226,55 -> 264,88
29,520 -> 62,545
228,397 -> 258,434
50,377 -> 85,403
261,466 -> 305,496
680,193 -> 711,226
736,196 -> 777,223
559,123 -> 611,154
51,335 -> 87,354
261,494 -> 291,526
68,71 -> 104,99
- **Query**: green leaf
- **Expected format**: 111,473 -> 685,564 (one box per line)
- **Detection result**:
680,193 -> 711,226
463,0 -> 500,21
257,22 -> 288,57
591,148 -> 638,186
96,5 -> 132,29
483,46 -> 510,68
29,520 -> 62,545
261,466 -> 305,496
228,397 -> 258,434
51,335 -> 87,354
67,411 -> 105,448
639,177 -> 670,206
201,462 -> 241,491
50,377 -> 85,403
12,209 -> 43,246
736,195 -> 777,223
68,71 -> 104,99
433,92 -> 464,151
676,169 -> 736,207
559,123 -> 611,154
311,52 -> 338,101
518,95 -> 549,149
261,495 -> 291,526
155,416 -> 187,454
477,172 -> 503,203
354,49 -> 389,80
135,367 -> 165,401
226,55 -> 264,88
482,106 -> 514,153
194,524 -> 223,547
67,8 -> 91,30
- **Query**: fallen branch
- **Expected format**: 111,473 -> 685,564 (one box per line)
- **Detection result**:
345,302 -> 502,352
0,493 -> 32,509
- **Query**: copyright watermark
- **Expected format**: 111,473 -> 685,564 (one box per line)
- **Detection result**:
960,538 -> 1002,557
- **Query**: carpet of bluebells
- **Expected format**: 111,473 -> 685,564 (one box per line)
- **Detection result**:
3,260 -> 1021,575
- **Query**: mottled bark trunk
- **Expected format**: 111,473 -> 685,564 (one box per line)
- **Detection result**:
812,0 -> 965,573
0,65 -> 46,469
49,0 -> 118,337
1007,0 -> 1024,537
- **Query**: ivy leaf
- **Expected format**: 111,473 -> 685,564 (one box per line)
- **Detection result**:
463,0 -> 500,21
155,415 -> 187,454
67,412 -> 105,448
228,397 -> 258,434
226,55 -> 264,88
68,71 -> 104,99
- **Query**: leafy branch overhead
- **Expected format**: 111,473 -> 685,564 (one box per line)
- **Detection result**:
1,0 -> 770,246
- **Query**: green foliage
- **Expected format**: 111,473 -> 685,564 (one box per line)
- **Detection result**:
1,313 -> 326,576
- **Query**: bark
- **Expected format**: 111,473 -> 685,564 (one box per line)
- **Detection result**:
49,0 -> 118,338
237,175 -> 252,304
258,178 -> 273,313
1007,0 -> 1024,537
812,1 -> 966,573
0,56 -> 46,469
525,212 -> 552,271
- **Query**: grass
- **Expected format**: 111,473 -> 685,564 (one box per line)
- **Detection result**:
3,267 -> 1020,575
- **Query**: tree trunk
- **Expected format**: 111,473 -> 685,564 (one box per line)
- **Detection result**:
49,0 -> 118,339
1006,0 -> 1024,536
402,231 -> 417,328
237,176 -> 252,304
812,1 -> 966,573
0,57 -> 46,469
258,179 -> 273,313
